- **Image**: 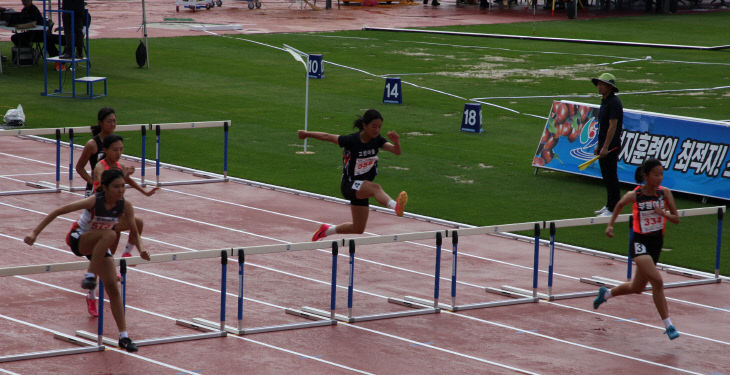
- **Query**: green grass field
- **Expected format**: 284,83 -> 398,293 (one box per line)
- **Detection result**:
2,12 -> 729,274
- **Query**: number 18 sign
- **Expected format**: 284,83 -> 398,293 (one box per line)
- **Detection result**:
461,103 -> 483,133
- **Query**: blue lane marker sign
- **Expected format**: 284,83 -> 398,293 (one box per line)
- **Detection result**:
308,54 -> 324,79
460,103 -> 483,133
383,77 -> 402,104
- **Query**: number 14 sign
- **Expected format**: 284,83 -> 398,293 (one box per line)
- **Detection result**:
461,103 -> 483,133
383,77 -> 402,104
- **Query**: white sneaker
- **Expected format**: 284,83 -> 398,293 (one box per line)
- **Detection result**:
594,206 -> 608,215
597,210 -> 613,217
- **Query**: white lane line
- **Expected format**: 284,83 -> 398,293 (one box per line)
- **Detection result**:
0,312 -> 200,375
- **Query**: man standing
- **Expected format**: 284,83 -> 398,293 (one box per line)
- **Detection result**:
61,0 -> 84,58
592,72 -> 623,217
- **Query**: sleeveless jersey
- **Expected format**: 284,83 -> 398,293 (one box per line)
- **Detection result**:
338,132 -> 386,183
76,191 -> 125,233
632,185 -> 666,235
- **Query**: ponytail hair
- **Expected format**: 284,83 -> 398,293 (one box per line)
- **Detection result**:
635,158 -> 662,183
92,107 -> 116,135
353,109 -> 383,130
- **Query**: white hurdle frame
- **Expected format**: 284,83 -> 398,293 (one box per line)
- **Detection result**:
546,206 -> 726,301
0,121 -> 231,195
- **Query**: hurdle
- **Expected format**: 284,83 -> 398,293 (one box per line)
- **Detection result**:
301,232 -> 443,323
74,253 -> 229,347
543,206 -> 726,301
0,121 -> 230,195
193,246 -> 338,335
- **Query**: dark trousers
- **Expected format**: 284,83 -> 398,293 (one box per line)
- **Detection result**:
598,152 -> 620,212
62,10 -> 84,56
11,30 -> 59,57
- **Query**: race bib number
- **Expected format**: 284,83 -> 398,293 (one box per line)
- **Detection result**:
639,210 -> 664,233
91,220 -> 116,231
351,180 -> 363,191
634,242 -> 647,255
354,156 -> 377,176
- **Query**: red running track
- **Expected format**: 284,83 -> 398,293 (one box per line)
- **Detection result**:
1,135 -> 729,374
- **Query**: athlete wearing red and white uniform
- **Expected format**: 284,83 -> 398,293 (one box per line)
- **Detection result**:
66,191 -> 124,258
631,185 -> 666,264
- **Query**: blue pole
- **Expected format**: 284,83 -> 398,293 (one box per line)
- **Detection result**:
68,128 -> 74,187
220,251 -> 227,328
716,208 -> 724,279
120,259 -> 127,314
97,279 -> 104,344
548,222 -> 555,296
347,240 -> 355,318
237,249 -> 244,327
450,231 -> 458,307
434,232 -> 442,306
627,216 -> 634,280
223,122 -> 229,179
55,129 -> 60,189
155,125 -> 161,186
532,223 -> 540,297
330,242 -> 338,318
140,126 -> 147,185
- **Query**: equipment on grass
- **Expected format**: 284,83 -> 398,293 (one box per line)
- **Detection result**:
577,147 -> 617,171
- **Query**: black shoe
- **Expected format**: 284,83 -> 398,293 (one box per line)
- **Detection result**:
423,0 -> 428,3
431,0 -> 439,4
118,337 -> 138,352
81,275 -> 97,290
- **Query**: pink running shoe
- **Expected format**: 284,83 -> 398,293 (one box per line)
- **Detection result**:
85,295 -> 98,317
395,191 -> 408,217
121,252 -> 132,258
312,224 -> 330,242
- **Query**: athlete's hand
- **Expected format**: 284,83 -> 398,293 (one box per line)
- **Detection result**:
605,225 -> 614,238
297,130 -> 308,140
139,249 -> 151,261
386,131 -> 399,144
144,187 -> 160,197
652,201 -> 666,217
24,232 -> 37,245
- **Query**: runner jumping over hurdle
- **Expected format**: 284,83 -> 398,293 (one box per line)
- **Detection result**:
594,158 -> 681,340
298,109 -> 408,241
24,169 -> 150,352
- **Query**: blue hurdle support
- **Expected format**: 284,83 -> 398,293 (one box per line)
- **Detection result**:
76,252 -> 228,347
197,245 -> 338,335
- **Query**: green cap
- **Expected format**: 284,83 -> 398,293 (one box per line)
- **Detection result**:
592,72 -> 619,92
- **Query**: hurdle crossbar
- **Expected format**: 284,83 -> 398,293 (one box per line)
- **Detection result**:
0,121 -> 230,196
546,206 -> 726,301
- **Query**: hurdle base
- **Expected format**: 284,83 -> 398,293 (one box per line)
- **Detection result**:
546,290 -> 600,301
302,304 -> 439,323
155,178 -> 227,187
76,325 -> 225,348
0,343 -> 104,363
192,314 -> 336,336
580,275 -> 722,291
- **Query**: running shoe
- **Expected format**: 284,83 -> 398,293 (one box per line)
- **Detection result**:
594,206 -> 608,215
118,337 -> 138,353
395,191 -> 408,217
121,252 -> 132,258
312,224 -> 330,242
664,325 -> 680,340
85,295 -> 98,317
597,210 -> 613,217
593,286 -> 608,309
81,275 -> 97,290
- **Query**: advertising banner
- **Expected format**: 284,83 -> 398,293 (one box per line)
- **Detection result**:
533,100 -> 730,200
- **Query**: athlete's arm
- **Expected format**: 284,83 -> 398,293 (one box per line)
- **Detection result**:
382,131 -> 401,155
75,140 -> 97,185
657,188 -> 680,225
25,196 -> 96,245
605,191 -> 636,238
298,130 -> 339,145
123,201 -> 150,261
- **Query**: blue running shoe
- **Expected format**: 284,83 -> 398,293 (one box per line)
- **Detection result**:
593,286 -> 608,309
664,325 -> 680,340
